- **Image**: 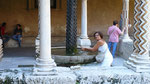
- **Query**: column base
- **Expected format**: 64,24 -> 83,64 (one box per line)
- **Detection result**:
122,34 -> 133,42
33,68 -> 57,76
124,54 -> 150,72
33,58 -> 57,75
79,35 -> 88,39
117,38 -> 133,60
35,36 -> 40,54
77,37 -> 91,48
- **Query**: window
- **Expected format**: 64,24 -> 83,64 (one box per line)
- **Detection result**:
27,0 -> 58,10
34,0 -> 38,9
51,0 -> 57,8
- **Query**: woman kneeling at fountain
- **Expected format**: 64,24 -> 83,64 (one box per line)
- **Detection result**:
81,31 -> 113,67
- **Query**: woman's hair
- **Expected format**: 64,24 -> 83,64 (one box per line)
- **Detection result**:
93,31 -> 103,39
17,24 -> 21,27
2,22 -> 6,27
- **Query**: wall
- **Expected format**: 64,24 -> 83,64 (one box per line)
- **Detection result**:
0,0 -> 134,37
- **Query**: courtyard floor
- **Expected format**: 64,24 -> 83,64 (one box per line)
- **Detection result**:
0,47 -> 150,84
0,47 -> 125,70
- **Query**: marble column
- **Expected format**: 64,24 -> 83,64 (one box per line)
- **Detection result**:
34,0 -> 56,75
77,0 -> 91,48
0,39 -> 3,59
122,0 -> 132,42
124,0 -> 150,72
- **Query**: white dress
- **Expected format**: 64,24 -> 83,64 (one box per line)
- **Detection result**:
95,42 -> 113,67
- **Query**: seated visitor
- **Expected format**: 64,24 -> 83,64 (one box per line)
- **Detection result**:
0,22 -> 10,47
12,24 -> 22,47
81,31 -> 113,67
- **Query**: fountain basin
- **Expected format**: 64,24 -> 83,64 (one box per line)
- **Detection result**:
52,55 -> 95,64
51,48 -> 96,65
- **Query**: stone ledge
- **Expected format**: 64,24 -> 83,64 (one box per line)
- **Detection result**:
5,39 -> 19,48
0,67 -> 76,84
24,73 -> 76,84
0,66 -> 150,84
74,66 -> 150,84
5,36 -> 36,48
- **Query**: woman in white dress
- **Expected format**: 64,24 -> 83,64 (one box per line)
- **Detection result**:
81,31 -> 113,67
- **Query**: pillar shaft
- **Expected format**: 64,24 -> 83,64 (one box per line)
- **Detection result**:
133,0 -> 140,54
66,0 -> 78,55
80,0 -> 88,39
77,0 -> 91,47
39,0 -> 51,59
138,0 -> 150,58
34,0 -> 56,74
123,0 -> 129,34
125,0 -> 150,72
122,0 -> 132,41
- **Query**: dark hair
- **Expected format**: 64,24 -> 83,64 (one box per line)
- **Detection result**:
93,31 -> 103,39
2,22 -> 6,26
113,20 -> 118,25
17,24 -> 21,27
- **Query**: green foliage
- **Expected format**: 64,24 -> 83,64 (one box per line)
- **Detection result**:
66,46 -> 78,56
76,81 -> 80,84
0,79 -> 3,84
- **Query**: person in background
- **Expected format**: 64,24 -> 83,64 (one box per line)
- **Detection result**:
12,24 -> 22,47
0,22 -> 10,47
107,20 -> 125,58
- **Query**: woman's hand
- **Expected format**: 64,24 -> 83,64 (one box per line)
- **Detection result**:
81,47 -> 86,51
81,46 -> 86,51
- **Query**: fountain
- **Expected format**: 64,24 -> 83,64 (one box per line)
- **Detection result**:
51,48 -> 97,66
35,39 -> 97,66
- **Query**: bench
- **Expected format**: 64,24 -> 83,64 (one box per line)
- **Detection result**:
5,36 -> 36,48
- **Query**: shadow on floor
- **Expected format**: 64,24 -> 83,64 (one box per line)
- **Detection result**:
3,47 -> 35,57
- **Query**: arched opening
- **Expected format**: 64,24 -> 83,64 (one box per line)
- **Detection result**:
0,0 -> 135,69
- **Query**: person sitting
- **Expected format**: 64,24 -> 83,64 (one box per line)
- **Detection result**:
81,31 -> 113,67
0,22 -> 10,47
12,24 -> 22,47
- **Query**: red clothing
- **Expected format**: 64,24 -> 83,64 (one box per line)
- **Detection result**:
0,26 -> 5,36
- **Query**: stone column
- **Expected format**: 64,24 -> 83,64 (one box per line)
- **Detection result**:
35,22 -> 40,57
124,0 -> 150,72
77,0 -> 91,47
0,39 -> 3,59
118,0 -> 132,59
34,0 -> 56,74
35,34 -> 40,58
122,0 -> 132,42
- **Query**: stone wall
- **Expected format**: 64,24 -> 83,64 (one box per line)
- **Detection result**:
0,0 -> 134,37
